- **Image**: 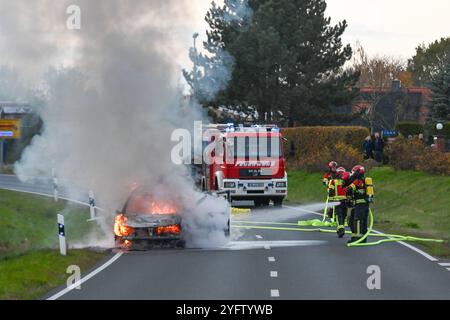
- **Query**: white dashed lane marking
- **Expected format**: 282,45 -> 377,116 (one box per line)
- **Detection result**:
264,245 -> 271,250
268,257 -> 276,262
438,263 -> 450,267
270,271 -> 278,278
256,235 -> 263,239
270,289 -> 280,298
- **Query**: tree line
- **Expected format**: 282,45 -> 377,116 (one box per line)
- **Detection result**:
184,0 -> 450,126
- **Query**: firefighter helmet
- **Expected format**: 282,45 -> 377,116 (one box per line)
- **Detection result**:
337,167 -> 346,173
351,165 -> 365,177
328,161 -> 338,172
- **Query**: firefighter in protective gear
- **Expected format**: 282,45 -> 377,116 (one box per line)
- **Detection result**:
323,161 -> 338,186
329,167 -> 350,238
346,165 -> 372,244
323,161 -> 338,219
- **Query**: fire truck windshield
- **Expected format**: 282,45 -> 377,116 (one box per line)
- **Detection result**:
231,136 -> 281,160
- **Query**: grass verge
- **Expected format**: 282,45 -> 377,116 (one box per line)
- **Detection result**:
287,167 -> 450,257
0,249 -> 106,300
0,189 -> 108,299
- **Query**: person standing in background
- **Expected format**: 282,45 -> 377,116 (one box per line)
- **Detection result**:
373,132 -> 384,163
363,136 -> 374,160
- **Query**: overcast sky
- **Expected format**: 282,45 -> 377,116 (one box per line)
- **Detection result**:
192,0 -> 450,60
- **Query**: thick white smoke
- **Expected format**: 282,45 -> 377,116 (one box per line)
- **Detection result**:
1,0 -> 250,248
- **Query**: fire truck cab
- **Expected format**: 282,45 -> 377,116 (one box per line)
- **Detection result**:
195,124 -> 287,207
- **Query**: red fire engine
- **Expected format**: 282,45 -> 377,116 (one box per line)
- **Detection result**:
194,124 -> 287,207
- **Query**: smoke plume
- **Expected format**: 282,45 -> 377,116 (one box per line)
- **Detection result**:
1,0 -> 250,248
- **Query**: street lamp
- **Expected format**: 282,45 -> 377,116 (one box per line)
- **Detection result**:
434,122 -> 445,152
192,32 -> 200,74
193,32 -> 199,52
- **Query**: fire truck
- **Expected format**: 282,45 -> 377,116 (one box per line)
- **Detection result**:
193,124 -> 288,207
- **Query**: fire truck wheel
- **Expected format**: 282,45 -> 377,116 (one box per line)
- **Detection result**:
261,198 -> 270,206
273,198 -> 283,207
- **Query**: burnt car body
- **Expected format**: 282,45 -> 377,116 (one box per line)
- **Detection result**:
114,189 -> 184,249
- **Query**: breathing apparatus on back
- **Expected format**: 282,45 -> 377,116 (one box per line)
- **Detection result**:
350,165 -> 374,202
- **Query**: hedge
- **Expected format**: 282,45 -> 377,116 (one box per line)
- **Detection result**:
282,126 -> 369,156
395,122 -> 424,137
385,136 -> 450,175
282,126 -> 369,171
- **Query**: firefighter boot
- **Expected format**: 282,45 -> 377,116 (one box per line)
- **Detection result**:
347,237 -> 360,244
327,208 -> 333,219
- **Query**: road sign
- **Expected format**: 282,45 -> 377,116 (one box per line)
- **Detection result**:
382,130 -> 398,138
0,119 -> 21,139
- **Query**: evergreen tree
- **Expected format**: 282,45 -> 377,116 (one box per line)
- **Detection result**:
428,60 -> 450,122
232,0 -> 358,125
408,37 -> 450,86
185,0 -> 359,125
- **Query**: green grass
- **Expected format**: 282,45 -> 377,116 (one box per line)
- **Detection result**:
0,189 -> 102,258
0,189 -> 108,299
0,250 -> 106,300
286,171 -> 325,204
287,167 -> 450,257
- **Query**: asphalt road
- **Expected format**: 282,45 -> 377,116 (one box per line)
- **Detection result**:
1,174 -> 450,300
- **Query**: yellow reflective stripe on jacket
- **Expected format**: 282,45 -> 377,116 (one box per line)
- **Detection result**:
329,179 -> 346,200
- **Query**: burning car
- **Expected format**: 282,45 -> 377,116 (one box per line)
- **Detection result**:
114,189 -> 184,249
114,186 -> 232,250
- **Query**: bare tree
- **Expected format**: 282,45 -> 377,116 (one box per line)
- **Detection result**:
348,42 -> 408,133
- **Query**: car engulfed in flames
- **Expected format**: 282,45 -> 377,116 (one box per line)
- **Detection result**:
114,189 -> 184,249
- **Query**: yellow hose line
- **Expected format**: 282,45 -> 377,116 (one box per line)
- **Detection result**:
347,209 -> 375,247
231,224 -> 339,233
231,215 -> 444,246
322,196 -> 329,222
232,221 -> 407,238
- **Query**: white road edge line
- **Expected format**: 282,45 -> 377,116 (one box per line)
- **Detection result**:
268,257 -> 276,262
438,263 -> 450,267
270,271 -> 278,278
270,289 -> 280,298
47,252 -> 124,300
283,205 -> 439,262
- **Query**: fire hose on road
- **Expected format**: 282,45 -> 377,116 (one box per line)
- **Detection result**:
231,209 -> 445,247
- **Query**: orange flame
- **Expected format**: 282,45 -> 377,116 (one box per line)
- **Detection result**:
126,195 -> 178,215
114,214 -> 134,237
154,224 -> 181,235
148,202 -> 177,215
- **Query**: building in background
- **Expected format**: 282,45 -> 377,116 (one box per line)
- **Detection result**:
336,80 -> 431,133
